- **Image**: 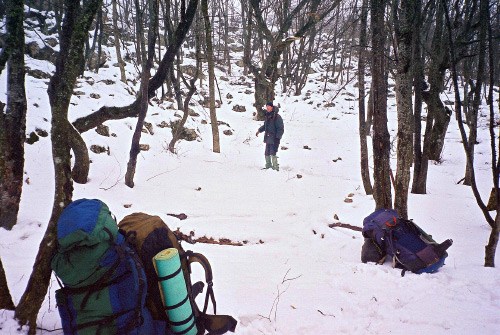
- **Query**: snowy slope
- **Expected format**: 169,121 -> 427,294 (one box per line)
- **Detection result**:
0,14 -> 499,335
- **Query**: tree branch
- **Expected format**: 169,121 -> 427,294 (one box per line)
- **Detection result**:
73,0 -> 199,133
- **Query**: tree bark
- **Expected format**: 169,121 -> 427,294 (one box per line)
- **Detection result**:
0,0 -> 27,230
242,0 -> 252,76
15,1 -> 101,331
358,0 -> 373,196
202,0 -> 220,153
411,0 -> 424,195
464,0 -> 487,186
112,0 -> 127,83
393,0 -> 414,219
95,8 -> 104,73
169,10 -> 201,153
484,0 -> 498,267
413,0 -> 448,194
168,68 -> 199,153
125,0 -> 158,188
371,0 -> 392,210
68,121 -> 90,184
485,212 -> 499,267
222,0 -> 231,75
422,1 -> 450,162
0,256 -> 15,310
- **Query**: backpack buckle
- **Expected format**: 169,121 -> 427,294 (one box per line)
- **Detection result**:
385,217 -> 397,227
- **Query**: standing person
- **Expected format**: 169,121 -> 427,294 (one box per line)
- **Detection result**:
255,102 -> 284,170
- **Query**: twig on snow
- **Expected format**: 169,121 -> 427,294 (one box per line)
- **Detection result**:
259,268 -> 302,327
328,222 -> 362,232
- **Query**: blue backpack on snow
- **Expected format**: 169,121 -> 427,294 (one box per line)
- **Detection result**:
361,209 -> 453,276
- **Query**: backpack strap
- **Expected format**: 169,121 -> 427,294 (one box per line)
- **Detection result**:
61,227 -> 123,309
185,251 -> 216,314
59,228 -> 147,333
183,251 -> 237,334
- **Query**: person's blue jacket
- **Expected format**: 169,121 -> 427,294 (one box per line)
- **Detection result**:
258,106 -> 284,144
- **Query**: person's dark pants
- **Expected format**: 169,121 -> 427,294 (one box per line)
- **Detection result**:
265,139 -> 280,156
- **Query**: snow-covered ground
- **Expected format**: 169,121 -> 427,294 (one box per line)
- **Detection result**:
1,15 -> 499,334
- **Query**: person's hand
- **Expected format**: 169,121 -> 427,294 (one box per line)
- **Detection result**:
255,131 -> 259,137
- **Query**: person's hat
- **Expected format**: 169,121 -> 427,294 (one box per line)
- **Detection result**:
266,101 -> 273,107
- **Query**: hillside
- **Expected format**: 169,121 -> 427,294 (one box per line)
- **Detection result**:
0,4 -> 499,335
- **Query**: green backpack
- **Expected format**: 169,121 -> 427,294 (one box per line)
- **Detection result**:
51,199 -> 157,334
118,212 -> 237,335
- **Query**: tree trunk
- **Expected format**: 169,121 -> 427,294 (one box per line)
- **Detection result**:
242,0 -> 252,76
413,0 -> 448,193
68,121 -> 89,184
485,211 -> 499,267
85,7 -> 100,72
422,1 -> 450,162
393,0 -> 414,219
125,0 -> 157,188
358,0 -> 373,196
371,0 -> 392,210
202,0 -> 220,153
464,0 -> 487,186
323,7 -> 340,96
15,1 -> 101,331
222,0 -> 231,74
112,0 -> 127,83
0,0 -> 27,230
483,0 -> 498,267
95,8 -> 104,73
168,21 -> 200,153
411,0 -> 424,195
168,69 -> 199,153
172,61 -> 184,110
253,72 -> 275,119
0,256 -> 15,310
160,0 -> 173,97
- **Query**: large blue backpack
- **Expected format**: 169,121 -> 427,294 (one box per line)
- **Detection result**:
361,209 -> 453,276
51,199 -> 163,334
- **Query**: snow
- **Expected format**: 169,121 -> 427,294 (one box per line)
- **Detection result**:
1,24 -> 499,335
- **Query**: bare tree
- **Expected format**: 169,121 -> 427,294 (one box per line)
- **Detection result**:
72,0 -> 199,133
241,0 -> 252,76
463,0 -> 487,185
0,0 -> 27,230
247,0 -> 340,119
412,0 -> 450,194
169,33 -> 200,153
371,0 -> 392,210
125,0 -> 158,188
357,0 -> 373,195
112,0 -> 127,83
393,0 -> 415,219
443,0 -> 498,267
202,0 -> 221,153
14,1 -> 102,332
411,0 -> 425,195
